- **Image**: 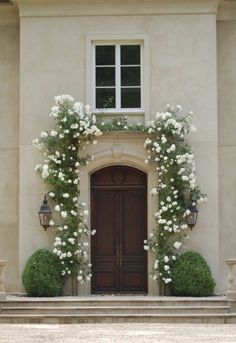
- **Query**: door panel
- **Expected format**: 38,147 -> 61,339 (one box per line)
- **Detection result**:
91,191 -> 118,293
91,166 -> 147,294
120,191 -> 147,292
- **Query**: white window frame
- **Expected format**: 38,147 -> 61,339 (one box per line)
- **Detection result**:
86,35 -> 150,119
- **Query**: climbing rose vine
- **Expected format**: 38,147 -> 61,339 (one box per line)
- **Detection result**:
143,105 -> 206,285
33,95 -> 101,282
33,96 -> 206,286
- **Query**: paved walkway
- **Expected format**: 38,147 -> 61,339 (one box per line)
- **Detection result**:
1,323 -> 236,343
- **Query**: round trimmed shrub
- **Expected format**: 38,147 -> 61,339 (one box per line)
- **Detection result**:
170,251 -> 215,296
22,249 -> 62,297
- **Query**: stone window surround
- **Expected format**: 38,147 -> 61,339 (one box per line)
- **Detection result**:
86,34 -> 150,122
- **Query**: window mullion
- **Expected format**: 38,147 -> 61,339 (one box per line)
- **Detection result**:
140,44 -> 143,110
92,44 -> 96,111
116,45 -> 121,109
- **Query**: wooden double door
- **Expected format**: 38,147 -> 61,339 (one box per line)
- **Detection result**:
91,166 -> 147,294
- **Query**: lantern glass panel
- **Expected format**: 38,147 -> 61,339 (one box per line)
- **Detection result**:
39,212 -> 51,228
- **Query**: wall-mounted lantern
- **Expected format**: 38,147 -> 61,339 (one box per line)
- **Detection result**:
186,198 -> 198,229
38,194 -> 52,230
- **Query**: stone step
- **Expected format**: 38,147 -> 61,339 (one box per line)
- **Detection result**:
0,313 -> 235,324
0,296 -> 231,324
3,297 -> 228,308
0,305 -> 229,315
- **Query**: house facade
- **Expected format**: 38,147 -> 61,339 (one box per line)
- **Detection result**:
0,0 -> 236,295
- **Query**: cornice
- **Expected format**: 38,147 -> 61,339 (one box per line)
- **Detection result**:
13,0 -> 222,18
218,1 -> 236,20
0,3 -> 19,25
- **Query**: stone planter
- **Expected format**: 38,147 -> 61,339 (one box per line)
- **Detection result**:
0,260 -> 7,301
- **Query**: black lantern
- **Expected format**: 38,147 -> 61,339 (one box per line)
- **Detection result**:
38,194 -> 52,230
186,199 -> 198,229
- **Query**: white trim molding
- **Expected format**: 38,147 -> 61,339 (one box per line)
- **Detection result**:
14,0 -> 222,18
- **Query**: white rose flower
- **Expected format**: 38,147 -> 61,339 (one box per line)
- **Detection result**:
164,256 -> 169,263
50,129 -> 58,137
61,211 -> 67,218
55,205 -> 60,212
164,265 -> 170,271
161,135 -> 167,144
144,138 -> 152,147
40,131 -> 48,138
63,193 -> 69,198
68,238 -> 75,245
42,164 -> 49,179
173,241 -> 182,250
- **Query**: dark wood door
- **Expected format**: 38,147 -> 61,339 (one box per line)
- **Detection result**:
91,166 -> 147,294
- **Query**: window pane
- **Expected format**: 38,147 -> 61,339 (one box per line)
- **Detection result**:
96,45 -> 115,65
121,67 -> 140,86
96,88 -> 116,109
121,88 -> 141,108
96,67 -> 115,87
121,45 -> 140,65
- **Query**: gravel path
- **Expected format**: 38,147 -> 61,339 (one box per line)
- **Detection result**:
1,323 -> 236,343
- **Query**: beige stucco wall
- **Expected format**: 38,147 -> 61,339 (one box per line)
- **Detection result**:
0,22 -> 19,292
17,5 -> 220,293
218,19 -> 236,292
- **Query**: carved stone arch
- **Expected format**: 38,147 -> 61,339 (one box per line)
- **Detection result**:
83,147 -> 149,176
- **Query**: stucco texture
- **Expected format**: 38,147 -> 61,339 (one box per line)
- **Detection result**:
0,24 -> 19,292
218,20 -> 236,292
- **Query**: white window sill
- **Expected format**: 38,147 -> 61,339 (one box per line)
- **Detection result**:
92,109 -> 145,116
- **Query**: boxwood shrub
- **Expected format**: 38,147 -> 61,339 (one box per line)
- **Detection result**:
22,249 -> 62,297
170,251 -> 215,296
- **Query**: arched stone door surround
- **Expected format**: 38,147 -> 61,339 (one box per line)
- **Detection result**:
78,132 -> 158,295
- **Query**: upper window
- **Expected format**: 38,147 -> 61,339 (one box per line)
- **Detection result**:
93,43 -> 143,112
